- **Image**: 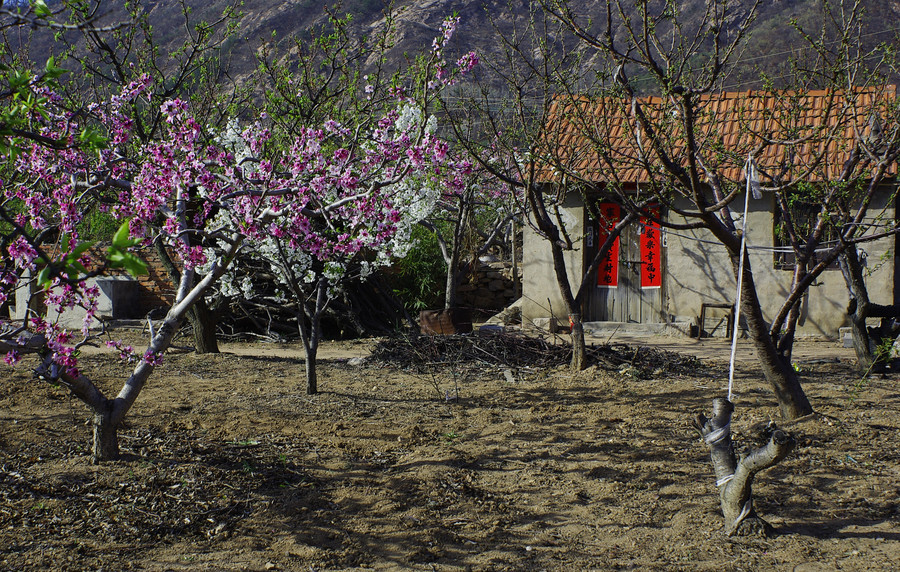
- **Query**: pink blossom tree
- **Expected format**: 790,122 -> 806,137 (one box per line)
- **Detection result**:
217,11 -> 481,393
0,13 -> 476,460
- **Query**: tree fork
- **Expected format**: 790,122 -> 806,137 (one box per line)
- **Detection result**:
694,398 -> 796,537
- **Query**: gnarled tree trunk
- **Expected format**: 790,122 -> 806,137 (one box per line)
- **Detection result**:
840,247 -> 900,373
694,398 -> 796,537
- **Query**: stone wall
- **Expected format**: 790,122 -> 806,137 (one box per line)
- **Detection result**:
457,261 -> 519,312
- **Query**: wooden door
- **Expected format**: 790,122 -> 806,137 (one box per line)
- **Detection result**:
584,206 -> 663,323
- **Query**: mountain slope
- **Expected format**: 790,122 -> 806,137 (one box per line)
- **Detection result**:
16,1 -> 900,92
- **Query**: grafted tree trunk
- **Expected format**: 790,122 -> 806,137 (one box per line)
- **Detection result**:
694,398 -> 796,537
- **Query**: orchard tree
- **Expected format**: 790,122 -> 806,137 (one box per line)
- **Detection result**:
224,13 -> 480,394
1,69 -> 254,462
440,2 -> 645,370
1,8 -> 475,459
418,162 -> 522,311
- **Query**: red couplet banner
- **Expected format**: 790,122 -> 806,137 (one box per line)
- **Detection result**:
640,207 -> 661,289
596,203 -> 620,288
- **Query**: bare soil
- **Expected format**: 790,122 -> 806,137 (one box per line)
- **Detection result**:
1,332 -> 898,571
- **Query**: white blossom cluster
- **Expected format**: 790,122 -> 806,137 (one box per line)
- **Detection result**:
206,108 -> 441,306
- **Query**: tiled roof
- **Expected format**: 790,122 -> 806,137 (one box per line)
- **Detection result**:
539,86 -> 897,184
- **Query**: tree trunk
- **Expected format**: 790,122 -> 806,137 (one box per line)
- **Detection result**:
775,297 -> 802,365
298,321 -> 319,395
511,221 -> 520,298
736,255 -> 813,419
305,345 -> 318,395
187,299 -> 219,354
299,280 -> 326,396
91,401 -> 120,463
155,239 -> 219,354
444,197 -> 471,310
527,188 -> 586,371
569,312 -> 586,370
847,300 -> 876,372
695,398 -> 796,537
839,248 -> 900,373
444,251 -> 462,310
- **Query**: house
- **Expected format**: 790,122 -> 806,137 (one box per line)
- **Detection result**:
522,88 -> 898,338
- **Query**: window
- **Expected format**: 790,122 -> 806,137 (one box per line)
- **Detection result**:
773,200 -> 839,270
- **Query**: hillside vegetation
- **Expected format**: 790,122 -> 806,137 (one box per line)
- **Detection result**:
18,0 -> 900,93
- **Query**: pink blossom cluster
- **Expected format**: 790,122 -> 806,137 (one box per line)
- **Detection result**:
428,16 -> 479,89
3,350 -> 20,366
106,340 -> 136,362
7,236 -> 38,268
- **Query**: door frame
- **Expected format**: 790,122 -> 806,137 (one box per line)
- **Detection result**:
583,199 -> 664,323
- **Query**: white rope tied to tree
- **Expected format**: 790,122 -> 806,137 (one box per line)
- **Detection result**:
703,423 -> 731,445
716,474 -> 735,487
729,155 -> 761,401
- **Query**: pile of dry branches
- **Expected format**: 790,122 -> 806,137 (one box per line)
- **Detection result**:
371,332 -> 705,378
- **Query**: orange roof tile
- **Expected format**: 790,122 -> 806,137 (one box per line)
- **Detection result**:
538,86 -> 897,185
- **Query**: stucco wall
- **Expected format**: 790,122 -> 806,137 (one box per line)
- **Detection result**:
667,192 -> 895,339
521,193 -> 585,325
524,190 -> 896,339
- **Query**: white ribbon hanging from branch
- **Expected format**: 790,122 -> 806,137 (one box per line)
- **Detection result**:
728,155 -> 760,401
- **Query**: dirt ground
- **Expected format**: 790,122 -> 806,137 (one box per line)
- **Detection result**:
0,330 -> 898,571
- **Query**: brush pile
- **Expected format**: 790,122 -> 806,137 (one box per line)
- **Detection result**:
370,331 -> 705,378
